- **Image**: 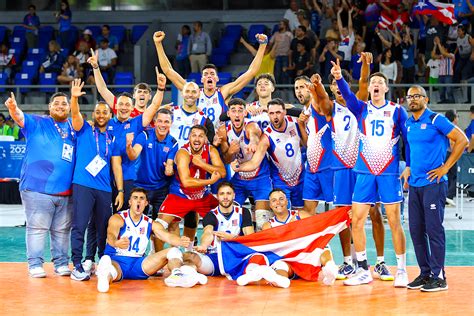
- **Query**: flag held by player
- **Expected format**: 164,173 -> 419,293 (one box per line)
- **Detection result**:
218,207 -> 351,281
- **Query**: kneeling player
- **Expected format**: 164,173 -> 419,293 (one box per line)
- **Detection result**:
95,188 -> 191,293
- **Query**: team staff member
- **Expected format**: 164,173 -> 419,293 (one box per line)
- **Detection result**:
69,79 -> 124,281
5,92 -> 76,278
401,85 -> 468,292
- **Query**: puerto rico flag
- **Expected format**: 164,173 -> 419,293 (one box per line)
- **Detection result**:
412,0 -> 456,25
217,207 -> 351,281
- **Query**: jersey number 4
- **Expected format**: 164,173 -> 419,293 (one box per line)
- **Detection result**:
128,236 -> 141,253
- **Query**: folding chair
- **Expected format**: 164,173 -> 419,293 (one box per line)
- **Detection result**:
455,153 -> 474,219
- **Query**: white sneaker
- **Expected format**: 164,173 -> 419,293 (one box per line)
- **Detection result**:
54,265 -> 71,276
394,269 -> 409,288
259,265 -> 290,288
96,255 -> 112,293
445,198 -> 456,206
195,272 -> 208,285
82,260 -> 96,275
164,269 -> 198,288
236,267 -> 263,286
322,261 -> 338,286
343,268 -> 373,286
29,267 -> 46,278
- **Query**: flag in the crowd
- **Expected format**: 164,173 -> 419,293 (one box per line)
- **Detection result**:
217,207 -> 351,281
412,0 -> 456,25
377,11 -> 393,29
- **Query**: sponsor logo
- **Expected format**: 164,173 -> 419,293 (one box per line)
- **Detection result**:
421,123 -> 427,130
430,204 -> 436,210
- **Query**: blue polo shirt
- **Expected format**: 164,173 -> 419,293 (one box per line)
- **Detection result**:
109,116 -> 144,181
20,114 -> 76,195
134,130 -> 179,190
406,108 -> 455,187
465,119 -> 473,140
72,123 -> 115,192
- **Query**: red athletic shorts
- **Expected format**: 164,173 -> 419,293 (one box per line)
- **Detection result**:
159,193 -> 218,221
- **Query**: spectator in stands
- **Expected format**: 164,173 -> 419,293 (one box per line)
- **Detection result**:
435,37 -> 456,104
0,43 -> 15,82
0,113 -> 8,136
296,10 -> 319,69
73,42 -> 92,83
55,0 -> 73,52
22,4 -> 40,50
270,18 -> 293,84
337,7 -> 355,70
425,17 -> 447,61
401,31 -> 416,84
324,18 -> 340,44
379,48 -> 397,84
466,105 -> 474,153
187,21 -> 212,73
96,38 -> 117,84
426,53 -> 440,86
444,109 -> 459,206
57,55 -> 82,85
40,40 -> 65,75
240,36 -> 278,77
454,0 -> 474,27
304,0 -> 322,37
175,25 -> 191,79
319,39 -> 342,82
5,116 -> 23,140
289,26 -> 312,71
284,41 -> 311,79
284,0 -> 300,32
96,25 -> 119,52
454,24 -> 473,84
76,29 -> 96,51
350,40 -> 369,81
351,2 -> 367,40
446,22 -> 459,52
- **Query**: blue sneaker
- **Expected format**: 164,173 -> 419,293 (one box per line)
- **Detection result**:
374,262 -> 394,281
336,262 -> 356,280
70,265 -> 90,281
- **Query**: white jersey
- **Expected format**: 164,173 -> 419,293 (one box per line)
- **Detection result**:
331,101 -> 359,169
247,101 -> 270,130
113,210 -> 153,258
264,116 -> 304,187
169,105 -> 207,147
208,205 -> 244,252
197,88 -> 226,131
269,210 -> 301,228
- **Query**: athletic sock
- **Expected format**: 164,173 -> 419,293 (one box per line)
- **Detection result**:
344,256 -> 353,266
396,253 -> 406,271
110,265 -> 118,280
376,256 -> 385,264
356,251 -> 368,270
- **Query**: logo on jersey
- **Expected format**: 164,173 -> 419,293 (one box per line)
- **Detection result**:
232,219 -> 238,226
148,143 -> 153,149
421,124 -> 427,130
384,111 -> 391,117
192,118 -> 199,125
163,146 -> 170,153
124,123 -> 130,130
289,129 -> 296,137
139,227 -> 145,235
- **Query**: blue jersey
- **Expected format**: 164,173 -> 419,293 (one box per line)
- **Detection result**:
336,77 -> 409,176
134,130 -> 179,190
20,114 -> 76,195
406,108 -> 457,187
305,106 -> 332,173
330,101 -> 359,170
104,210 -> 153,258
73,124 -> 114,192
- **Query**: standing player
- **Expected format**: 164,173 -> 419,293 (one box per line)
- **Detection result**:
153,31 -> 268,129
216,98 -> 272,230
333,59 -> 409,287
231,98 -> 307,211
95,188 -> 192,293
158,125 -> 226,241
260,189 -> 339,287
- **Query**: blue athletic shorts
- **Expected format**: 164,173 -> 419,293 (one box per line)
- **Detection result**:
273,180 -> 304,208
231,175 -> 273,205
207,252 -> 222,276
302,169 -> 334,203
333,168 -> 356,206
110,255 -> 149,280
352,173 -> 403,204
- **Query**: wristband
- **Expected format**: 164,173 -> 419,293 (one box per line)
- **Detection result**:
256,34 -> 268,44
118,189 -> 124,193
93,65 -> 99,69
158,87 -> 166,91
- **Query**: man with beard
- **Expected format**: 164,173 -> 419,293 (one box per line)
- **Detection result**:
163,181 -> 254,288
5,91 -> 76,278
68,79 -> 124,281
401,85 -> 467,292
231,98 -> 307,211
216,98 -> 271,230
333,59 -> 409,287
153,31 -> 268,130
158,125 -> 226,246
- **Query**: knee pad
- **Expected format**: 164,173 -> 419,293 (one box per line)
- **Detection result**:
255,209 -> 274,231
183,212 -> 198,229
271,260 -> 289,273
155,218 -> 169,230
166,247 -> 183,262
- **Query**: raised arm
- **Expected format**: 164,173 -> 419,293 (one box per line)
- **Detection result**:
4,92 -> 25,128
221,34 -> 268,100
152,221 -> 191,247
125,132 -> 143,161
337,8 -> 344,34
142,67 -> 166,127
332,59 -> 364,116
70,78 -> 86,131
309,73 -> 332,116
348,7 -> 354,33
356,52 -> 372,101
87,49 -> 115,108
176,149 -> 221,188
153,31 -> 186,90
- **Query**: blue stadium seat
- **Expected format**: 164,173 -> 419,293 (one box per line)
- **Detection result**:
248,24 -> 266,44
85,25 -> 102,39
69,25 -> 79,47
218,72 -> 232,85
217,38 -> 236,54
224,25 -> 243,41
0,26 -> 7,44
12,26 -> 26,40
210,53 -> 229,68
0,72 -> 8,92
131,25 -> 148,44
21,60 -> 39,79
11,36 -> 25,53
187,72 -> 202,83
27,48 -> 45,62
38,26 -> 54,50
8,48 -> 22,65
60,48 -> 70,59
110,25 -> 126,44
114,71 -> 134,93
14,73 -> 32,93
39,73 -> 58,92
